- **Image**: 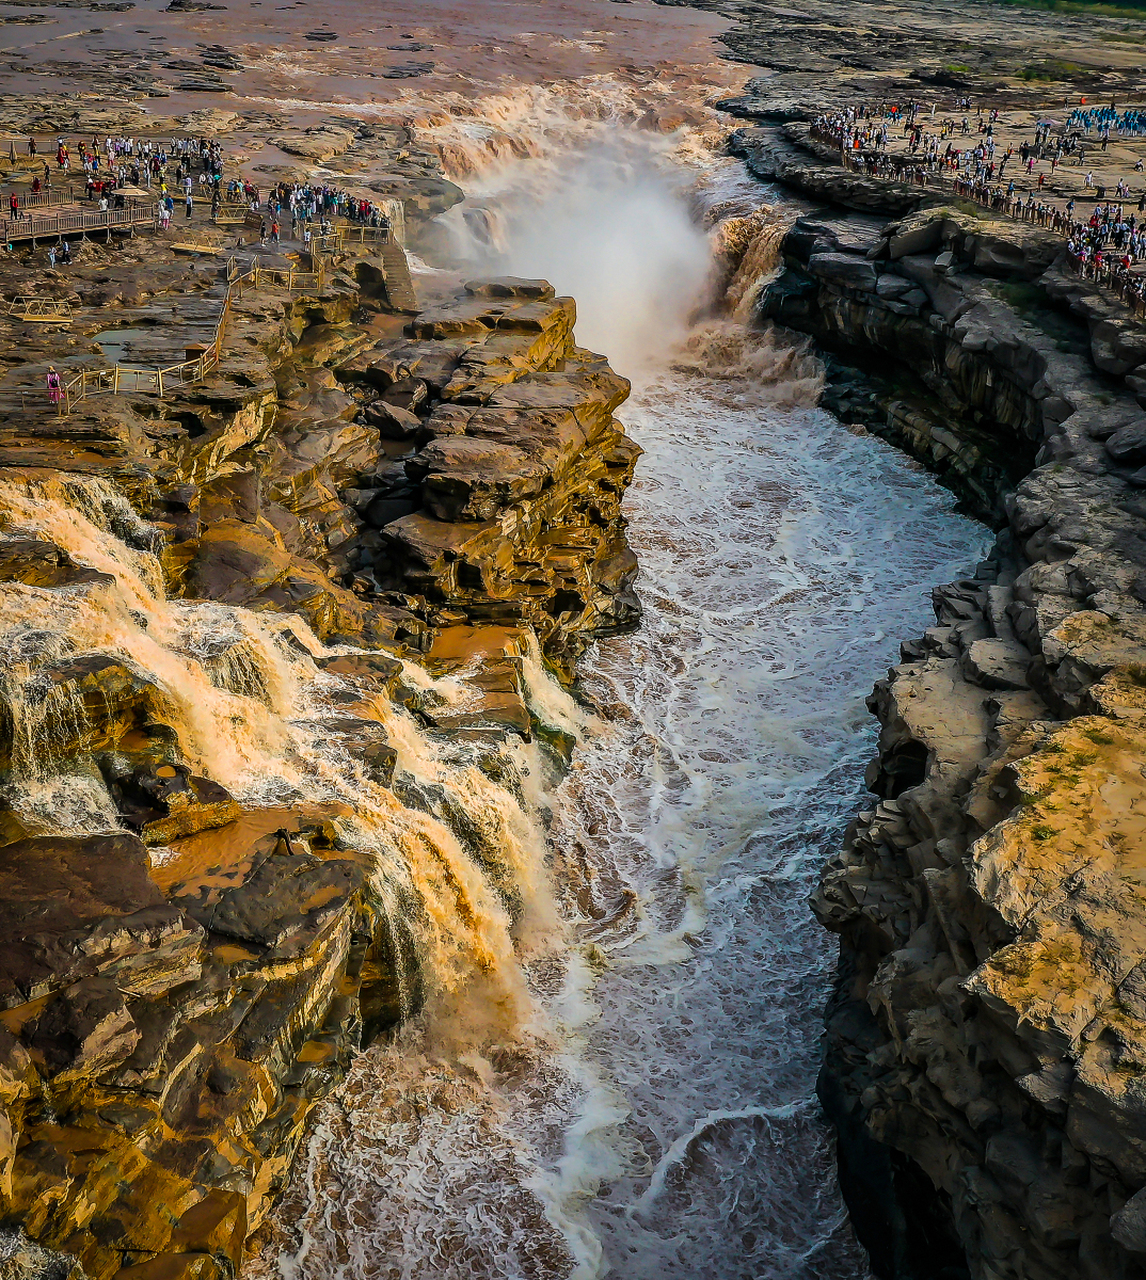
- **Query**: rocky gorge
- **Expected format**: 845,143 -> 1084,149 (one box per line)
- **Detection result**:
720,58 -> 1146,1280
4,0 -> 1146,1274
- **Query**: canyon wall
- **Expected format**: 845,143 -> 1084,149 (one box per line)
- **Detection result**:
0,236 -> 640,1279
743,129 -> 1146,1280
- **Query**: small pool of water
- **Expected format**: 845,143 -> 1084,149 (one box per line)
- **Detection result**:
93,326 -> 156,364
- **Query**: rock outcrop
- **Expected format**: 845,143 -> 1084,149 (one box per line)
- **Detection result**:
0,219 -> 640,1276
754,167 -> 1146,1280
337,278 -> 642,675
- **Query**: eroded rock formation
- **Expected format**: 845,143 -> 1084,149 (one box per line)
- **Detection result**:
753,165 -> 1146,1279
0,229 -> 640,1277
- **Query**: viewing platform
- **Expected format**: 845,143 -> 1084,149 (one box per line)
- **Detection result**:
2,201 -> 156,245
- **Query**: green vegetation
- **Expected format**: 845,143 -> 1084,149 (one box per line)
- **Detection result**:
950,198 -> 995,220
985,282 -> 1090,354
1083,727 -> 1116,745
995,0 -> 1146,17
1030,824 -> 1057,841
1020,58 -> 1085,80
944,63 -> 972,72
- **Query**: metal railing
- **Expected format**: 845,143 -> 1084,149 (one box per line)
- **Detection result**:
1064,250 -> 1146,318
6,296 -> 72,321
334,224 -> 392,245
4,221 -> 412,416
52,248 -> 328,415
1,184 -> 83,212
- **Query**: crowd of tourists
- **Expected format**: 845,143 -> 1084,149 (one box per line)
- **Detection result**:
260,180 -> 395,233
813,101 -> 1146,195
6,129 -> 397,261
218,179 -> 394,243
1066,105 -> 1146,138
1066,203 -> 1146,312
41,133 -> 223,186
4,133 -> 227,226
811,96 -> 1146,317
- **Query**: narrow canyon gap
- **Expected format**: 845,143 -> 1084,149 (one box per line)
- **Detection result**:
247,122 -> 989,1280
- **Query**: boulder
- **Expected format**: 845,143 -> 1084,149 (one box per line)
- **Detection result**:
363,399 -> 421,441
806,251 -> 878,292
273,128 -> 355,163
0,835 -> 201,1008
1106,424 -> 1146,467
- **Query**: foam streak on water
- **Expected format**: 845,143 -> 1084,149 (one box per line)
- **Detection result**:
530,369 -> 990,1278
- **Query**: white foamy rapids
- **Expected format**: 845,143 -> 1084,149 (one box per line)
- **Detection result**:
410,77 -> 734,183
524,370 -> 989,1280
0,472 -> 553,1034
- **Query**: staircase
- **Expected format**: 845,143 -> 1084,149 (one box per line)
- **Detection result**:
379,241 -> 418,314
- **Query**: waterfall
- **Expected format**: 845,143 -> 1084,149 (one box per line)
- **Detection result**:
0,472 -> 558,1032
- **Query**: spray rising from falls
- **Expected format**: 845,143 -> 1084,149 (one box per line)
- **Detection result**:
440,130 -> 801,382
0,472 -> 562,1039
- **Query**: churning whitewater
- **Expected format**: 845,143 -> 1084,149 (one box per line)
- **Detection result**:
248,128 -> 990,1280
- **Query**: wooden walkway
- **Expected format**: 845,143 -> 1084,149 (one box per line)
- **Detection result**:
2,203 -> 156,243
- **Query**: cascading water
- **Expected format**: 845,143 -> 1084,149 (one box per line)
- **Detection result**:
0,472 -> 555,1038
247,114 -> 990,1279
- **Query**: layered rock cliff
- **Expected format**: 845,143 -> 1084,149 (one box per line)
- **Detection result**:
750,162 -> 1146,1278
0,232 -> 640,1279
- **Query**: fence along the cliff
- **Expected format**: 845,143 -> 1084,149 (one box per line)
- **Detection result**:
45,223 -> 395,415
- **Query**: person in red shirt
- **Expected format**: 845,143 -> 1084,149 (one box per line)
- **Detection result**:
8,192 -> 19,220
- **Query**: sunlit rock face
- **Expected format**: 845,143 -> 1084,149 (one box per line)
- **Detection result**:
0,249 -> 640,1279
754,187 -> 1146,1279
339,279 -> 643,677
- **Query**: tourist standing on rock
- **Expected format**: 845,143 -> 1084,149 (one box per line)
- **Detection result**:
185,192 -> 193,220
47,246 -> 56,268
45,367 -> 61,406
